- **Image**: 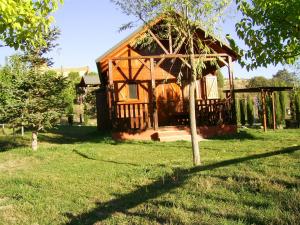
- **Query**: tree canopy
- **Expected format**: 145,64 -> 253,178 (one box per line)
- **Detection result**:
234,0 -> 300,70
0,55 -> 71,150
0,0 -> 63,50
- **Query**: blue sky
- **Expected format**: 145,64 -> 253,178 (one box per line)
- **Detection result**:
0,0 -> 285,79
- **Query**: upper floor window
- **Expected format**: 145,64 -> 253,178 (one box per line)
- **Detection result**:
128,83 -> 138,99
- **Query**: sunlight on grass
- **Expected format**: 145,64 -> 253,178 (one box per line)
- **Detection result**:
0,126 -> 299,224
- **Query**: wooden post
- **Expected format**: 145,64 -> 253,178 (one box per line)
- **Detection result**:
228,56 -> 233,91
261,90 -> 267,132
228,56 -> 236,124
150,58 -> 158,130
272,92 -> 276,130
108,60 -> 115,124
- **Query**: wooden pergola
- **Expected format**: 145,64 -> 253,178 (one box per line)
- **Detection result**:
107,53 -> 236,130
224,87 -> 293,131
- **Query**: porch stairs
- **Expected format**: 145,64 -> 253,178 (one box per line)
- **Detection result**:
153,126 -> 203,142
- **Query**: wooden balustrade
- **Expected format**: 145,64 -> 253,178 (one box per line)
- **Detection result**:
196,98 -> 235,125
112,98 -> 235,131
114,102 -> 151,130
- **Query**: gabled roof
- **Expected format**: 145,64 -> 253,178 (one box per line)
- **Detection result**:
79,75 -> 100,87
95,16 -> 239,68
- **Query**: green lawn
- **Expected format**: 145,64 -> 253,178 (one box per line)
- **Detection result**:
0,127 -> 299,225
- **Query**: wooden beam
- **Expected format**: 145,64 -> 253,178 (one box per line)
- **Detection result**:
150,58 -> 158,130
155,38 -> 187,68
108,60 -> 115,123
138,58 -> 150,70
261,89 -> 267,132
272,92 -> 276,130
217,56 -> 229,67
148,29 -> 170,54
168,25 -> 173,54
112,53 -> 229,61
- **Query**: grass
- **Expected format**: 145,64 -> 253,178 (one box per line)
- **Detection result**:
0,126 -> 299,225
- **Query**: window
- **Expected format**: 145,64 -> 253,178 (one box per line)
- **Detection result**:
205,74 -> 219,99
128,83 -> 138,99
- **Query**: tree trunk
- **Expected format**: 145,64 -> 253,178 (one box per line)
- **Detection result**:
189,75 -> 200,165
32,131 -> 38,151
189,53 -> 201,166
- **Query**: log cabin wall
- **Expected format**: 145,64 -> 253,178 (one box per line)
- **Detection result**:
96,19 -> 238,132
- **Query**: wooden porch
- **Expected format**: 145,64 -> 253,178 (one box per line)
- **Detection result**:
111,98 -> 236,131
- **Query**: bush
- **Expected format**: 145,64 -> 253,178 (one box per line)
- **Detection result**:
247,95 -> 254,126
240,99 -> 246,126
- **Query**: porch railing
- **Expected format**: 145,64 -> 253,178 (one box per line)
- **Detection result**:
113,102 -> 151,130
112,98 -> 235,131
196,98 -> 235,125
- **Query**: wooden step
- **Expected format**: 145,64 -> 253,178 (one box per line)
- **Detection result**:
155,130 -> 203,142
157,130 -> 189,137
158,134 -> 192,142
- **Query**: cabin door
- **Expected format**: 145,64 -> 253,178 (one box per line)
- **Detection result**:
156,82 -> 184,126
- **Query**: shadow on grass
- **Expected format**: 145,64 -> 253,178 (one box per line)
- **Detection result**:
72,149 -> 140,167
208,130 -> 260,141
64,145 -> 300,225
0,136 -> 29,152
38,125 -> 114,145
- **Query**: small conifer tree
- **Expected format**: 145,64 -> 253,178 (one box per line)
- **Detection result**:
247,95 -> 254,126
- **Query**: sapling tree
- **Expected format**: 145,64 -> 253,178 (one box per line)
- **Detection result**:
0,56 -> 71,150
246,95 -> 254,126
111,0 -> 231,166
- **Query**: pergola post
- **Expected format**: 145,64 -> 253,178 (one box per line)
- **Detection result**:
272,92 -> 276,130
261,89 -> 267,132
150,58 -> 158,130
227,56 -> 236,124
108,60 -> 115,122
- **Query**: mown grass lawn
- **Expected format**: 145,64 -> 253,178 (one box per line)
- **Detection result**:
0,126 -> 299,225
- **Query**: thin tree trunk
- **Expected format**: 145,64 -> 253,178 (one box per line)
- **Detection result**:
189,53 -> 201,166
32,131 -> 38,151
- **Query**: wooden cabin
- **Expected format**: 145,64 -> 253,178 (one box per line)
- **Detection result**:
95,18 -> 239,141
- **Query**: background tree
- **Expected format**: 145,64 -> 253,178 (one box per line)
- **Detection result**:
21,28 -> 61,67
235,97 -> 241,125
239,98 -> 246,126
0,56 -> 71,150
272,69 -> 299,86
0,0 -> 63,50
247,76 -> 271,88
234,0 -> 300,70
246,95 -> 254,126
295,91 -> 300,128
112,0 -> 232,166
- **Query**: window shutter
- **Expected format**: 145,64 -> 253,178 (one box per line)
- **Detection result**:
205,74 -> 219,99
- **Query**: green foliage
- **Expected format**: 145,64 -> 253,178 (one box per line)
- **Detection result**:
235,97 -> 241,125
295,91 -> 300,127
0,0 -> 63,50
274,93 -> 283,126
265,95 -> 273,128
272,69 -> 299,86
21,27 -> 61,67
246,95 -> 254,126
234,0 -> 300,69
84,91 -> 97,118
0,55 -> 70,132
216,70 -> 224,89
63,72 -> 81,115
239,98 -> 246,125
247,76 -> 271,88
